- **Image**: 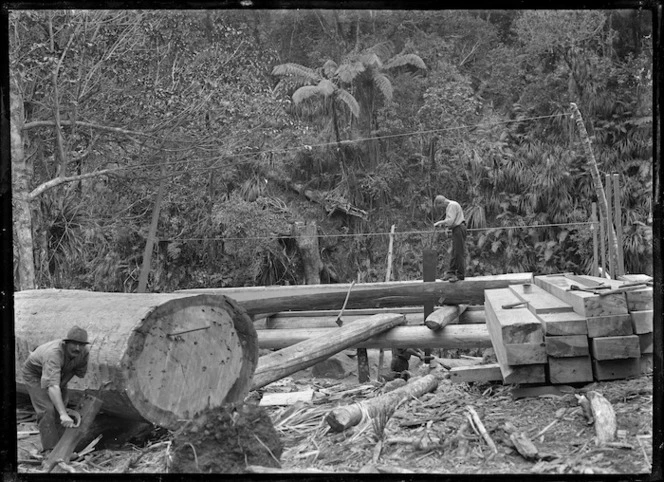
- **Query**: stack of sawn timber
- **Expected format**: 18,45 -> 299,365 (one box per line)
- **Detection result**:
485,273 -> 653,385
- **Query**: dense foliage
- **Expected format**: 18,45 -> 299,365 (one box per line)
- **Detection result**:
10,9 -> 653,291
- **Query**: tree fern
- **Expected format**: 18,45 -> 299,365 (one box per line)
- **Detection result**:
371,71 -> 394,102
271,62 -> 320,82
336,61 -> 366,83
384,53 -> 428,71
335,88 -> 360,118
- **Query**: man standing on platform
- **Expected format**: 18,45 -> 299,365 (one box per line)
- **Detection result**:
434,194 -> 467,282
22,326 -> 90,452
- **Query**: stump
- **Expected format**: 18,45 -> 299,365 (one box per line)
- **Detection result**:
169,403 -> 282,473
14,290 -> 258,430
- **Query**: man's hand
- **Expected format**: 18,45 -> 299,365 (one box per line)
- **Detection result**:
59,412 -> 76,428
66,409 -> 82,428
433,221 -> 443,228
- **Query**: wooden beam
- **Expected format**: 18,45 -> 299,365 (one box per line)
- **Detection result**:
586,314 -> 633,338
256,324 -> 493,350
533,275 -> 628,318
545,335 -> 589,357
536,312 -> 588,336
251,314 -> 406,390
484,289 -> 546,384
638,333 -> 653,354
592,358 -> 641,381
43,395 -> 103,472
591,335 -> 640,360
548,356 -> 594,384
509,283 -> 574,314
449,363 -> 503,383
631,311 -> 654,334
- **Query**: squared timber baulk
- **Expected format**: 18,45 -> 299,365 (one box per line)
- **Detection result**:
484,288 -> 546,384
533,275 -> 629,319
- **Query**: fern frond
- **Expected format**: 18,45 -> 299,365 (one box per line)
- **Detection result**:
364,41 -> 394,60
384,54 -> 427,71
292,85 -> 323,105
317,79 -> 335,97
336,88 -> 360,118
336,61 -> 366,83
358,53 -> 383,69
272,63 -> 321,82
371,72 -> 393,102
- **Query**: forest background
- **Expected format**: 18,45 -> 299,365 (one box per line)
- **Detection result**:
8,9 -> 654,293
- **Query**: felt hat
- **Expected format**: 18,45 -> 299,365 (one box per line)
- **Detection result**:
64,326 -> 90,344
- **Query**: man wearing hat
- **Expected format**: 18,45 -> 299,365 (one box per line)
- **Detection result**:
22,325 -> 91,452
433,194 -> 467,282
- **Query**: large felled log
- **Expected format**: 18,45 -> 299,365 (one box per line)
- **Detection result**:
179,273 -> 534,310
251,313 -> 406,390
257,324 -> 492,350
15,290 -> 258,429
325,371 -> 444,432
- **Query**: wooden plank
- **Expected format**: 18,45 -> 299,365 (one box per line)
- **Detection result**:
586,314 -> 633,338
536,312 -> 588,336
484,289 -> 544,344
252,314 -> 407,390
548,356 -> 594,384
534,275 -> 628,318
638,333 -> 653,354
630,310 -> 653,334
484,289 -> 546,384
449,363 -> 503,383
545,335 -> 589,358
504,343 -> 547,365
618,274 -> 653,283
257,324 -> 492,350
509,283 -> 574,314
179,273 -> 535,304
592,358 -> 641,381
259,390 -> 314,406
591,335 -> 640,360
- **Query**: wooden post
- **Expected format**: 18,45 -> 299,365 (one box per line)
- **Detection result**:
377,225 -> 397,378
599,206 -> 606,278
591,203 -> 599,277
613,174 -> 624,276
423,249 -> 437,362
605,174 -> 615,279
43,395 -> 103,472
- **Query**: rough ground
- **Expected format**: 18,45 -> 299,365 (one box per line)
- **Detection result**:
16,351 -> 654,475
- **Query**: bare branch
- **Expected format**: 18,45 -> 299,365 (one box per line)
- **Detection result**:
22,119 -> 154,138
28,168 -> 119,200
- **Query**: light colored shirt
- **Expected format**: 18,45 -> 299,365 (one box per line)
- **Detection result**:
22,339 -> 89,389
440,200 -> 465,228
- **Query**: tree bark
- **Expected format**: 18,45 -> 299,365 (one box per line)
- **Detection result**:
10,73 -> 36,290
292,221 -> 322,285
570,103 -> 620,275
15,290 -> 258,429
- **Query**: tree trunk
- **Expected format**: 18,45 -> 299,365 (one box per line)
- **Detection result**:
251,313 -> 406,390
325,371 -> 444,432
292,221 -> 322,284
570,103 -> 620,275
14,290 -> 258,429
137,162 -> 167,293
237,278 -> 530,315
10,73 -> 36,290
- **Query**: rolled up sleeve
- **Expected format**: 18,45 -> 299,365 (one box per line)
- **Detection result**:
40,355 -> 62,389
